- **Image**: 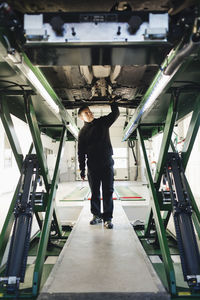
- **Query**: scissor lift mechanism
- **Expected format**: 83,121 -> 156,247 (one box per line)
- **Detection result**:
134,80 -> 200,296
120,11 -> 200,295
0,93 -> 68,297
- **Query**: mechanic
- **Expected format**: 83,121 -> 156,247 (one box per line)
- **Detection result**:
78,102 -> 120,229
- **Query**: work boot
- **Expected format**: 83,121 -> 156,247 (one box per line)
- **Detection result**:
104,220 -> 113,229
90,215 -> 102,225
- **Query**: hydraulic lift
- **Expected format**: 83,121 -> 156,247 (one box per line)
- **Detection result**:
135,95 -> 200,297
0,2 -> 200,299
0,93 -> 71,298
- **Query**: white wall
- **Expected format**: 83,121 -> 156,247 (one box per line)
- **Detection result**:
138,139 -> 154,183
60,141 -> 76,182
141,113 -> 200,200
110,116 -> 129,180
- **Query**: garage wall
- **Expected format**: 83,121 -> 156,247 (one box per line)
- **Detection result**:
140,113 -> 200,200
0,116 -> 59,195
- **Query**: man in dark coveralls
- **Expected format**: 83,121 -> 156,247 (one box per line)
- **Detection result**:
78,102 -> 120,229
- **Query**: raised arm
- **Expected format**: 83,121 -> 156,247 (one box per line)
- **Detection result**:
101,102 -> 120,127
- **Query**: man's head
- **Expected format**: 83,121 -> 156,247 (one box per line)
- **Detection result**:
78,105 -> 94,123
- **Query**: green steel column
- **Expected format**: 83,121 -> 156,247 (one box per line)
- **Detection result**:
53,206 -> 62,238
170,140 -> 176,153
181,96 -> 200,170
25,95 -> 50,191
144,208 -> 153,237
35,212 -> 44,230
32,127 -> 66,296
163,211 -> 171,229
138,127 -> 176,295
28,142 -> 34,154
154,95 -> 178,187
0,96 -> 23,170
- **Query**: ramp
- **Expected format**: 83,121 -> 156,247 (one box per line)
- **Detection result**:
114,185 -> 145,201
38,201 -> 169,300
60,186 -> 90,201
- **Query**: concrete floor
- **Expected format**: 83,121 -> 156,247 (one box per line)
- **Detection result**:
38,200 -> 169,300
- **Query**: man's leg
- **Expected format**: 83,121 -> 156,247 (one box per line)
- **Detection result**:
101,161 -> 114,222
88,169 -> 101,217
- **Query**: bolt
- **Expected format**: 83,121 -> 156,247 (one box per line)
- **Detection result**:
71,27 -> 76,36
117,26 -> 121,35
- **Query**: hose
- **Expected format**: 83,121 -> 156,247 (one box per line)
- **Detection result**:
128,139 -> 138,181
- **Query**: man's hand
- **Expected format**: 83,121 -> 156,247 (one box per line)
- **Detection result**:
80,170 -> 85,180
109,98 -> 115,104
109,96 -> 120,104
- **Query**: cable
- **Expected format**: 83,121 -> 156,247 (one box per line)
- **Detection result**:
128,140 -> 137,165
128,139 -> 138,181
0,79 -> 29,90
0,80 -> 32,97
0,84 -> 19,90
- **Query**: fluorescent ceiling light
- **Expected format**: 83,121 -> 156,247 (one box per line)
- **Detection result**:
26,69 -> 59,114
7,53 -> 59,114
123,72 -> 173,141
142,74 -> 170,113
